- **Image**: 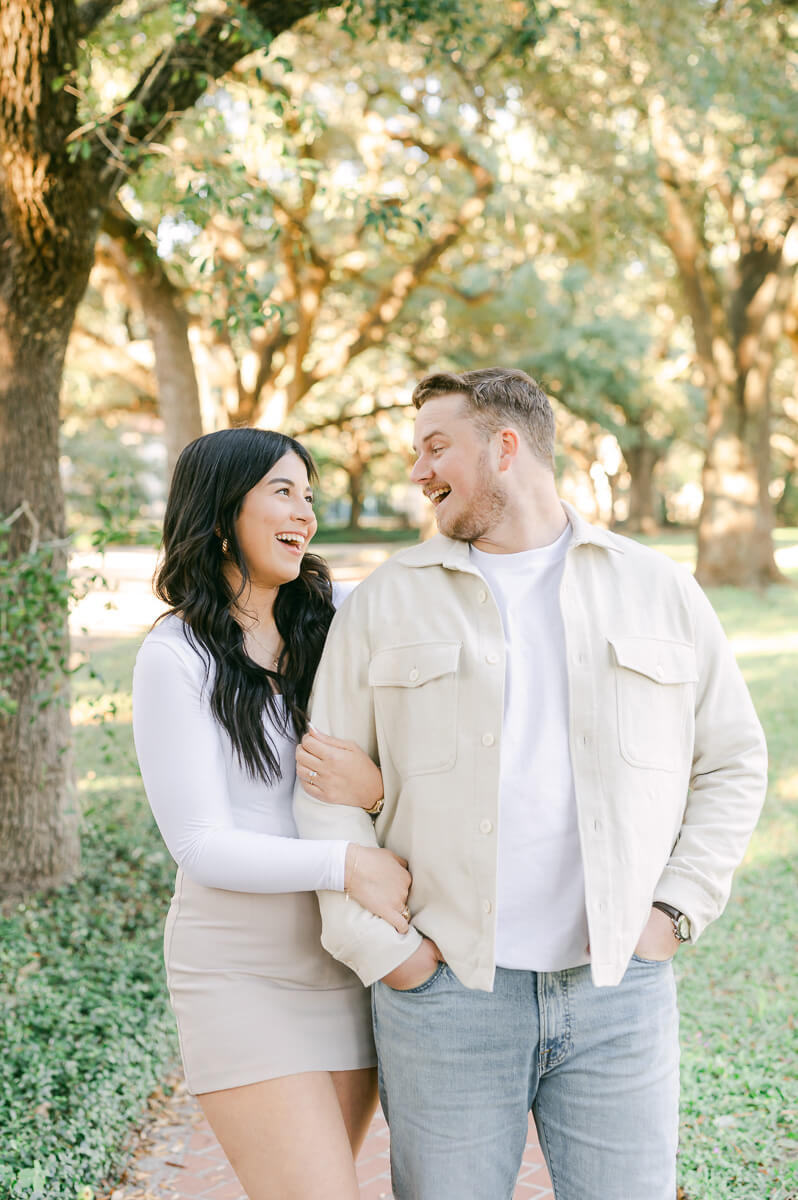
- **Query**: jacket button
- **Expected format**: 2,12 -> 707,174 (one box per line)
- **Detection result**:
482,899 -> 492,914
408,668 -> 419,682
485,653 -> 499,664
481,732 -> 495,747
479,819 -> 493,834
655,664 -> 665,679
478,589 -> 488,603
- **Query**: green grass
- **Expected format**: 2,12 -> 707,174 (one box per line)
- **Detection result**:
1,532 -> 797,1197
673,584 -> 798,1198
630,529 -> 798,1196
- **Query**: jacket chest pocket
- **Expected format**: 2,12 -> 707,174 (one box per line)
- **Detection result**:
369,641 -> 461,778
609,636 -> 697,772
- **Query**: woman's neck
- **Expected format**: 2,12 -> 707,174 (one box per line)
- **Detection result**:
225,567 -> 279,632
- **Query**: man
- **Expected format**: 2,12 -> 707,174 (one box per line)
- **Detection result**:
294,368 -> 767,1199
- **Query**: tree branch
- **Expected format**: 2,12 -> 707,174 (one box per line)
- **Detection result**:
297,130 -> 494,392
293,402 -> 413,437
75,0 -> 124,37
89,0 -> 328,193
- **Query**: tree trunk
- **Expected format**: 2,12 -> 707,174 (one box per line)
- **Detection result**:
624,441 -> 663,534
0,0 -> 102,895
101,213 -> 203,476
696,381 -> 781,587
0,319 -> 83,895
347,463 -> 366,531
695,245 -> 790,587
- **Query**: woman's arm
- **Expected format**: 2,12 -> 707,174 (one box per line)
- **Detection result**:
132,636 -> 350,893
295,727 -> 384,810
133,634 -> 410,929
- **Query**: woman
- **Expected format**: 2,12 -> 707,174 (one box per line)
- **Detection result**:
132,428 -> 410,1200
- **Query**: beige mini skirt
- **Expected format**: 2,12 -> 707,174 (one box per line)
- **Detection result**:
163,869 -> 375,1094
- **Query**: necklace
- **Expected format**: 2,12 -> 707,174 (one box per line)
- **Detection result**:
243,624 -> 283,670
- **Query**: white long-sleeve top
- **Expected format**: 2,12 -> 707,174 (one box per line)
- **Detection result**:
132,612 -> 349,893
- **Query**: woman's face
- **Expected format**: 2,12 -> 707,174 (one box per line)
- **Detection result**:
233,452 -> 318,588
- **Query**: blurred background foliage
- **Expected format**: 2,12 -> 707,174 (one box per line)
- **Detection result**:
61,0 -> 798,550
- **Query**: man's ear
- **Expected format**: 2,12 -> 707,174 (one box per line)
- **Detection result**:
497,428 -> 521,472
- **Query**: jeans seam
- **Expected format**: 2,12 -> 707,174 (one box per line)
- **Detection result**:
534,1107 -> 561,1200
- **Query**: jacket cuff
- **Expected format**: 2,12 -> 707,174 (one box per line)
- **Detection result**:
321,923 -> 424,987
654,868 -> 724,943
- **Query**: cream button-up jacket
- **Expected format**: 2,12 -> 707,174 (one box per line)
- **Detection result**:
294,504 -> 767,990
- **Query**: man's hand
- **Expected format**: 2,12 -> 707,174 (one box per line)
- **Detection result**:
380,937 -> 443,991
634,906 -> 680,961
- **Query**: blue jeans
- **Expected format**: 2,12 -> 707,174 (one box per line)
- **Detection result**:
372,958 -> 679,1200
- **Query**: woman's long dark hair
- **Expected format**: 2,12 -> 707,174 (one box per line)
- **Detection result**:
154,428 -> 334,784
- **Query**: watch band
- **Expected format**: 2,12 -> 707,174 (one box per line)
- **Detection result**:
363,795 -> 384,817
652,901 -> 691,942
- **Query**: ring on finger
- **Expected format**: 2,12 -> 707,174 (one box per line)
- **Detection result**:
401,905 -> 410,921
308,769 -> 318,780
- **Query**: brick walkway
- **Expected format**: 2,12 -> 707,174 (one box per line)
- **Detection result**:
108,1077 -> 553,1199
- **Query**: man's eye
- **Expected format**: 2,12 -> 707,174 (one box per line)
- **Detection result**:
305,496 -> 314,506
431,446 -> 443,455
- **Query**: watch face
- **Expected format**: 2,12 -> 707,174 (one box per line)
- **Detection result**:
675,913 -> 691,941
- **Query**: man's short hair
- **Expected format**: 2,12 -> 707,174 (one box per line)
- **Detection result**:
412,367 -> 555,470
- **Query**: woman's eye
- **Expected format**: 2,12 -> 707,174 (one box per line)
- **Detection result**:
276,487 -> 290,495
431,445 -> 443,455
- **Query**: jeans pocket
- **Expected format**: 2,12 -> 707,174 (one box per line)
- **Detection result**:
383,961 -> 447,994
630,952 -> 675,966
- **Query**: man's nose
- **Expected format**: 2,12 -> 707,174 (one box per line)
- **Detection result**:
410,456 -> 429,483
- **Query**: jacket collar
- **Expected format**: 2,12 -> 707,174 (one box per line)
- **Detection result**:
398,500 -> 624,570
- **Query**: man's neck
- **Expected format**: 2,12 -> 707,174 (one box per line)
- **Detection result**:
470,496 -> 568,555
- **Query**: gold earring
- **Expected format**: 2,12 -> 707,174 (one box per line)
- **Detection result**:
221,537 -> 229,554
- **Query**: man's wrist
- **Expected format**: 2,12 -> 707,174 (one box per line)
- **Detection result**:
652,901 -> 691,943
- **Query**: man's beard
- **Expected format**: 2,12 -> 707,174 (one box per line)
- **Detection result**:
437,454 -> 507,543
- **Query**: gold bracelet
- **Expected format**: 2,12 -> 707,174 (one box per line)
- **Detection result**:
363,795 -> 384,817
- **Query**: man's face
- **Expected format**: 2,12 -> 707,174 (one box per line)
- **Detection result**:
410,393 -> 506,541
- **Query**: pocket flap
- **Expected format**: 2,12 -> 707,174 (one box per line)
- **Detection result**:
369,641 -> 461,688
609,636 -> 697,685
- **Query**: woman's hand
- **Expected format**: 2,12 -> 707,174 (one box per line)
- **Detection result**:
344,844 -> 411,933
296,727 -> 383,811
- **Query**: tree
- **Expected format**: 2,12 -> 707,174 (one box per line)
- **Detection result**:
101,202 -> 203,475
525,0 -> 798,583
108,9 -> 542,513
0,0 -> 463,896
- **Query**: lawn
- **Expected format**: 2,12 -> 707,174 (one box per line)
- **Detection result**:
0,530 -> 796,1198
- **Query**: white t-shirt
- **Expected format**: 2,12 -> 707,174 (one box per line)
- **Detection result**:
132,612 -> 349,893
471,526 -> 590,971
